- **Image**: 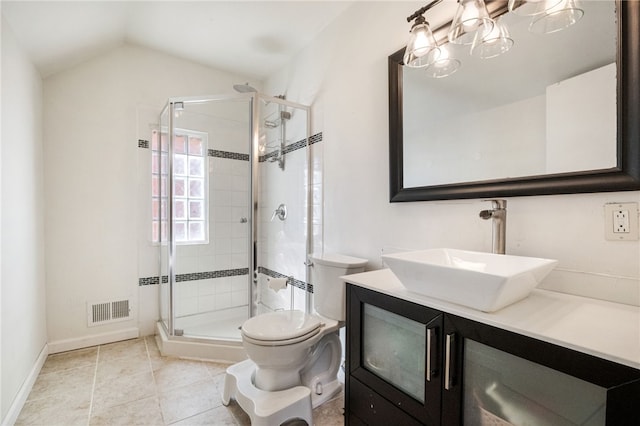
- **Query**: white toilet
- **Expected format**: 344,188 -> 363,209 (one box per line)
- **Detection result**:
222,253 -> 367,425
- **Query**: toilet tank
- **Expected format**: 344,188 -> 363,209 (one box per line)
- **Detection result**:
310,253 -> 367,321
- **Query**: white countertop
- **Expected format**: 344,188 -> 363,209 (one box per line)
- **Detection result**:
345,269 -> 640,370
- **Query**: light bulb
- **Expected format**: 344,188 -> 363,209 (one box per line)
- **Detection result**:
404,17 -> 439,68
449,0 -> 494,45
461,3 -> 480,31
413,26 -> 433,57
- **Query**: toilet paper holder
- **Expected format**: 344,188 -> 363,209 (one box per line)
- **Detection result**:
267,275 -> 296,308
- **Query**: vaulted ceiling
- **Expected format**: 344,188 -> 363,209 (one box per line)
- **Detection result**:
1,1 -> 352,79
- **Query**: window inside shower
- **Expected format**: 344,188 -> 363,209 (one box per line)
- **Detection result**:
151,128 -> 209,244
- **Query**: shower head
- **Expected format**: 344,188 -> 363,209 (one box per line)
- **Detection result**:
233,83 -> 257,93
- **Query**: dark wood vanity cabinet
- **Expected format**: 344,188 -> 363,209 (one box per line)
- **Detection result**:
346,284 -> 640,425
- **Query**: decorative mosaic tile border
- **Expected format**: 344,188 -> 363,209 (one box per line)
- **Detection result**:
139,276 -> 161,286
138,268 -> 248,286
260,132 -> 322,163
137,132 -> 322,164
139,266 -> 313,293
258,266 -> 312,293
208,150 -> 250,161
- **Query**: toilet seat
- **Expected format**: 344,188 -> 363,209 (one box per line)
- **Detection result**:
241,310 -> 322,346
242,327 -> 321,346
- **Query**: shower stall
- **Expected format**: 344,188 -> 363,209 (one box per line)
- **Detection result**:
153,92 -> 317,359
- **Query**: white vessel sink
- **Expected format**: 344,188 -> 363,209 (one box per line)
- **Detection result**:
382,249 -> 558,312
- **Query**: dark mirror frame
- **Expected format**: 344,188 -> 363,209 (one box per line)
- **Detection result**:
389,0 -> 640,202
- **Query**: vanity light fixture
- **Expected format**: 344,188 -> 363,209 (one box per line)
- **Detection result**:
448,0 -> 494,45
404,0 -> 584,77
508,0 -> 563,16
425,44 -> 461,78
528,0 -> 584,34
470,15 -> 514,59
403,14 -> 440,68
403,0 -> 442,69
404,0 -> 460,77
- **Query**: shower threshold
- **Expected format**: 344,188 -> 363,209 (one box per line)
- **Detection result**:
155,322 -> 247,363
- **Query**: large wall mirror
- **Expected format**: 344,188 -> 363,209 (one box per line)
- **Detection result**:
389,0 -> 640,202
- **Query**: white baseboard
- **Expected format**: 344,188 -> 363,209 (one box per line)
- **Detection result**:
1,343 -> 48,426
48,327 -> 139,354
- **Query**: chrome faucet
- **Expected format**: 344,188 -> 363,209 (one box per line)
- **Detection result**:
479,199 -> 507,255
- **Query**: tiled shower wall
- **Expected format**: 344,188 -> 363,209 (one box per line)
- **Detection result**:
257,129 -> 323,314
172,151 -> 251,319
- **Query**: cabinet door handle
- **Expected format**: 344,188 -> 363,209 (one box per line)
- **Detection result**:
427,328 -> 434,382
445,333 -> 456,391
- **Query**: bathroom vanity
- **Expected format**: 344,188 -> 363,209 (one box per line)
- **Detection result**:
344,270 -> 640,425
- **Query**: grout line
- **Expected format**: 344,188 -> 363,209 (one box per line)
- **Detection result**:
144,337 -> 167,425
86,345 -> 100,425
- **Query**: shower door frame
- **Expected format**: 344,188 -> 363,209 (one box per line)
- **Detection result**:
158,93 -> 313,340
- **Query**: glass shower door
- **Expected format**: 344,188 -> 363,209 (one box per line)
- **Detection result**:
159,96 -> 253,341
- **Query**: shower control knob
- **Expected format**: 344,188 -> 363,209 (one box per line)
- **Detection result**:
240,217 -> 248,223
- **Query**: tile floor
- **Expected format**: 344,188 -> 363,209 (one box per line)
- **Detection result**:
16,336 -> 345,425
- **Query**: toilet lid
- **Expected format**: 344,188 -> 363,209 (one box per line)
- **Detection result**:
242,310 -> 322,341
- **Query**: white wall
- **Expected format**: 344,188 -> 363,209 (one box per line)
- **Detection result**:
265,1 -> 639,306
44,43 -> 258,343
546,63 -> 617,173
1,18 -> 47,423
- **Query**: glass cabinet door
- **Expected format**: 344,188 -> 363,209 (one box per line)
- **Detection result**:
463,339 -> 606,426
443,313 -> 640,426
348,285 -> 443,424
362,303 -> 426,402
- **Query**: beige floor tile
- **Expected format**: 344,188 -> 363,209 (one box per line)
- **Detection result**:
145,335 -> 162,357
170,405 -> 239,426
15,393 -> 90,426
96,354 -> 152,381
153,358 -> 210,393
159,378 -> 221,424
203,360 -> 232,378
312,393 -> 345,426
17,335 -> 344,426
224,400 -> 252,426
27,365 -> 95,402
40,347 -> 98,374
92,370 -> 156,411
99,338 -> 148,362
90,395 -> 164,426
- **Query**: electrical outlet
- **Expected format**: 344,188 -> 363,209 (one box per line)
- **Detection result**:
605,202 -> 639,241
613,209 -> 630,233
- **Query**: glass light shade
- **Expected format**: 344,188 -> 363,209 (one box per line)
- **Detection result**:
470,17 -> 514,59
529,0 -> 584,34
425,45 -> 461,78
508,0 -> 563,16
404,19 -> 439,68
448,0 -> 494,45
